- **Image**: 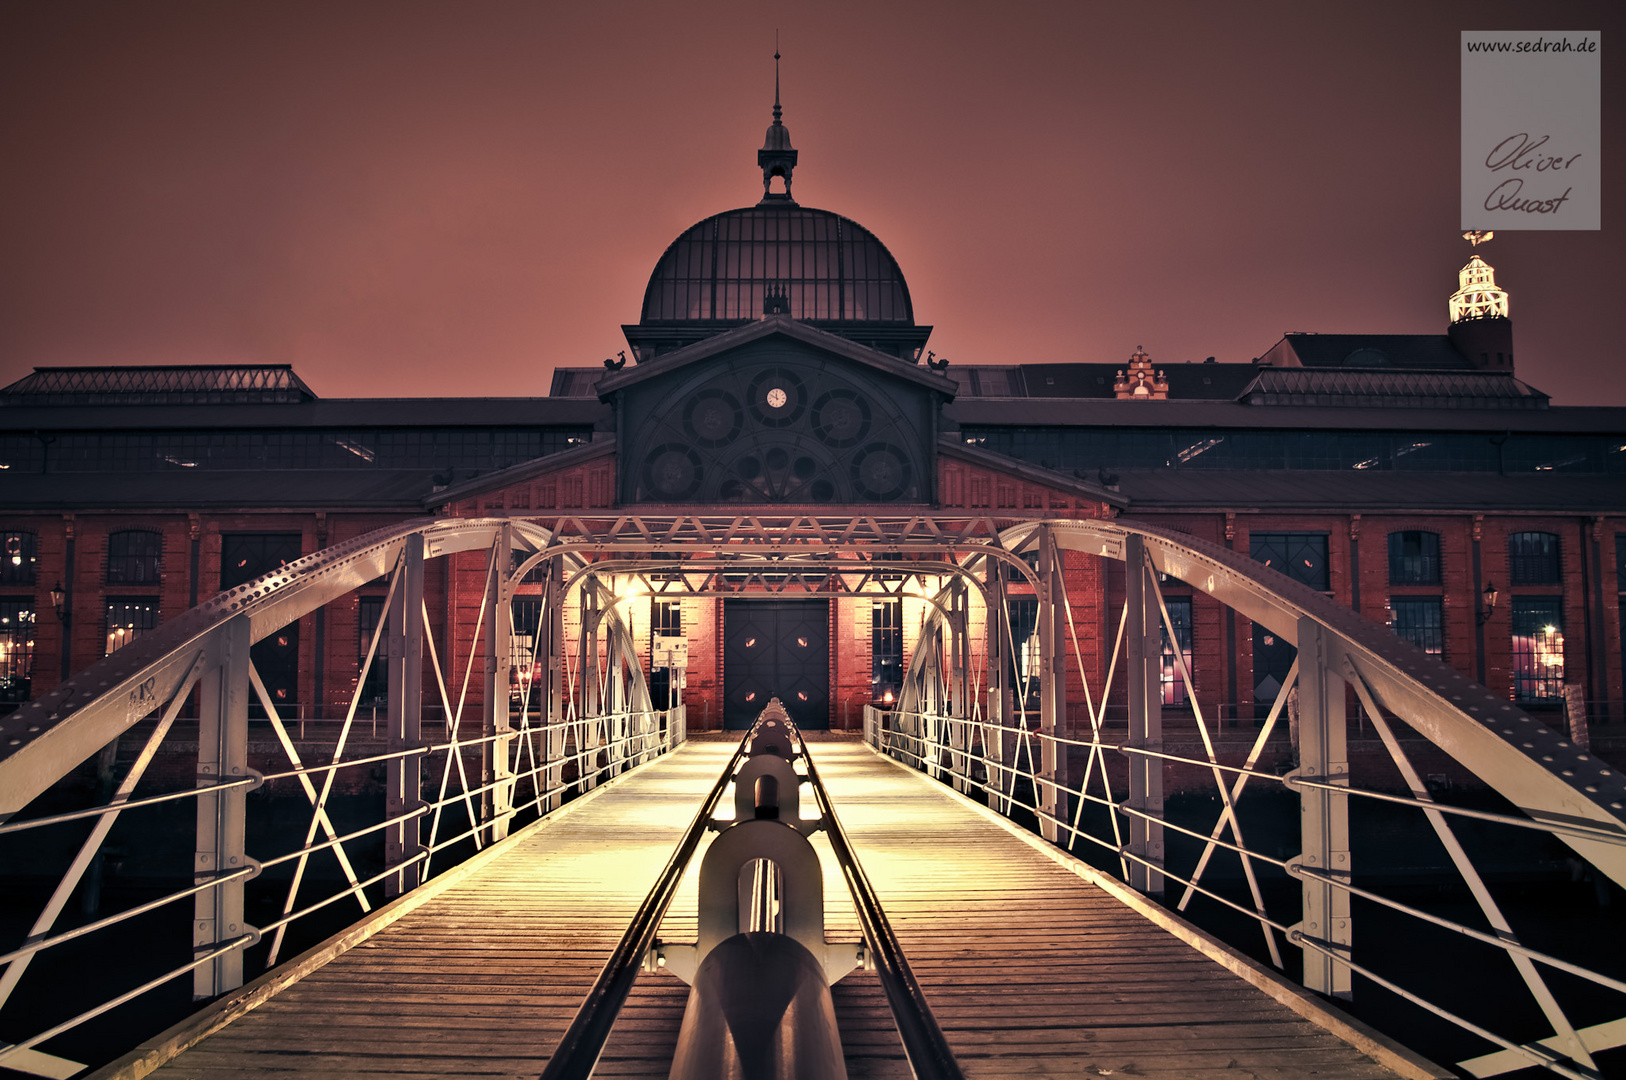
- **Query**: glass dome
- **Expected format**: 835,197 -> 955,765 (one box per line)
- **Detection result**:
639,205 -> 914,326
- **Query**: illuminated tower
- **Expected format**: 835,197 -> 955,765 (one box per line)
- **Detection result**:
1447,243 -> 1514,373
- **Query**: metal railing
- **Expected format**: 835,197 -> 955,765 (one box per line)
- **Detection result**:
868,697 -> 1626,1080
869,518 -> 1626,1080
0,518 -> 684,1078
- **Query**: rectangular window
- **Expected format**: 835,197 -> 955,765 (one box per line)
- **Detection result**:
1508,532 -> 1561,585
1388,531 -> 1441,585
969,475 -> 991,508
0,599 -> 35,707
871,599 -> 903,704
358,596 -> 388,708
106,598 -> 158,654
511,597 -> 545,706
0,532 -> 37,587
1159,597 -> 1193,706
106,530 -> 162,585
649,599 -> 683,708
1250,532 -> 1329,591
1511,597 -> 1564,703
1391,597 -> 1444,656
1616,533 -> 1626,584
1007,597 -> 1041,708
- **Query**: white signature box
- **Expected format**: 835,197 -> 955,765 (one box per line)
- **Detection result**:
1461,31 -> 1600,230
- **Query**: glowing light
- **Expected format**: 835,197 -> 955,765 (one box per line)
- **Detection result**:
881,690 -> 894,704
334,438 -> 376,462
1449,254 -> 1509,322
1177,437 -> 1223,463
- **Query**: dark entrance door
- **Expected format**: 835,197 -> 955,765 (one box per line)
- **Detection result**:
723,599 -> 829,729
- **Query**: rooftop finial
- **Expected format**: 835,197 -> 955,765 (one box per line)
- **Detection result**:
758,37 -> 798,204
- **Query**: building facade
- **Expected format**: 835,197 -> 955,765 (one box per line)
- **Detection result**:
3,103 -> 1625,741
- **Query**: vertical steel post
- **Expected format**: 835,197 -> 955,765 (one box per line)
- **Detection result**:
580,583 -> 601,791
1296,616 -> 1352,999
985,558 -> 1010,801
1037,528 -> 1066,842
606,598 -> 625,778
948,577 -> 970,793
194,614 -> 251,999
482,526 -> 514,841
1124,536 -> 1164,896
544,558 -> 566,811
385,533 -> 425,897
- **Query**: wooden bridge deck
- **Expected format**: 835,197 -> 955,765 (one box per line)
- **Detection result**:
116,736 -> 1431,1080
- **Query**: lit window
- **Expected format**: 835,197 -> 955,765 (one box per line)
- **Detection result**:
1511,597 -> 1564,702
0,532 -> 37,587
1160,597 -> 1193,706
0,599 -> 35,706
106,598 -> 158,654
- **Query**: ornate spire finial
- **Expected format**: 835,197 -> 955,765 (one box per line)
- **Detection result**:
758,38 -> 798,204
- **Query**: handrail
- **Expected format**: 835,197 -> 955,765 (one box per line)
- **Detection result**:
538,731 -> 752,1080
796,728 -> 967,1080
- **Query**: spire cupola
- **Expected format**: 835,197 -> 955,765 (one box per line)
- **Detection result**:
1447,232 -> 1515,372
757,49 -> 798,204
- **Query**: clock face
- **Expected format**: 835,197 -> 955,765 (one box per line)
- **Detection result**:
766,387 -> 788,409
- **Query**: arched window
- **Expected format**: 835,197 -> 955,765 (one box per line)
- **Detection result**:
0,532 -> 37,587
106,530 -> 162,585
1508,532 -> 1561,585
1388,531 -> 1441,585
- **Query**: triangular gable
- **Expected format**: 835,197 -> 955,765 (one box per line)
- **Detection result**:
594,314 -> 958,400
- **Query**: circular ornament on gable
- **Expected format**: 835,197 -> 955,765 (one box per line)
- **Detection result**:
811,388 -> 872,448
682,389 -> 744,448
641,443 -> 703,500
851,442 -> 912,501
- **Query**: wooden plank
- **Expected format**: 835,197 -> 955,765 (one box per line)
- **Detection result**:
104,736 -> 1447,1080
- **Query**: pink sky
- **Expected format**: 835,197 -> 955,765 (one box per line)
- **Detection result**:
1,0 -> 1620,403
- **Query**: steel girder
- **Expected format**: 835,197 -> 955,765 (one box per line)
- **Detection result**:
908,518 -> 1626,889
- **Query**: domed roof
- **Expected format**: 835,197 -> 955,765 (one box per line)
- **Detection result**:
637,204 -> 915,326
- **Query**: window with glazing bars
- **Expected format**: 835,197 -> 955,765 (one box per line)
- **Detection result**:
106,530 -> 162,585
872,599 -> 903,705
1007,597 -> 1041,707
1391,597 -> 1444,656
1508,532 -> 1561,585
1388,531 -> 1441,585
1,532 -> 36,587
1159,597 -> 1193,706
357,596 -> 388,708
0,599 -> 35,706
106,598 -> 157,654
650,600 -> 683,709
511,598 -> 546,707
1250,533 -> 1329,591
1511,596 -> 1564,702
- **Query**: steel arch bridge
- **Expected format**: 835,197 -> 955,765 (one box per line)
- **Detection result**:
0,514 -> 1623,1079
